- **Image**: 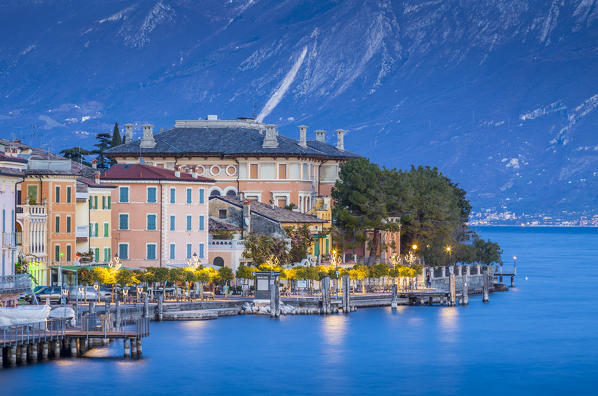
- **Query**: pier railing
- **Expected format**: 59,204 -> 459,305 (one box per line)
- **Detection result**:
1,318 -> 68,346
0,274 -> 32,294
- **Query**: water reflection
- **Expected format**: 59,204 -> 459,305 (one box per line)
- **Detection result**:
180,320 -> 210,343
322,315 -> 348,346
439,307 -> 459,344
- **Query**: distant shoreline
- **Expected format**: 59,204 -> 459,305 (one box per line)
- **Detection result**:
470,224 -> 598,228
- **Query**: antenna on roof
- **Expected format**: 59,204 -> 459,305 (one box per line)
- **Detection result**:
252,97 -> 257,120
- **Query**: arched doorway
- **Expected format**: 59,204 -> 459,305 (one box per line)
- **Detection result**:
213,257 -> 224,267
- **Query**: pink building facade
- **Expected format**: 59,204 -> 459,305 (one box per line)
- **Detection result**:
102,164 -> 213,269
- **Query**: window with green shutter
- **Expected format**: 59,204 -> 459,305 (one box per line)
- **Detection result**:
119,187 -> 129,203
66,245 -> 72,261
94,223 -> 99,237
147,244 -> 157,260
104,223 -> 109,237
102,196 -> 106,209
94,196 -> 98,209
94,248 -> 100,262
119,214 -> 129,230
147,214 -> 157,230
107,196 -> 111,209
66,216 -> 71,233
147,187 -> 157,203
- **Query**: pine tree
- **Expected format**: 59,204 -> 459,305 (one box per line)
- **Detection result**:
92,132 -> 112,169
59,147 -> 91,166
111,122 -> 122,147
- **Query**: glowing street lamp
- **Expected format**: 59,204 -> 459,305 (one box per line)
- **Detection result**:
187,252 -> 201,270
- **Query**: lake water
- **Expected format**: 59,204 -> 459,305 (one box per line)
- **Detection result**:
2,227 -> 598,395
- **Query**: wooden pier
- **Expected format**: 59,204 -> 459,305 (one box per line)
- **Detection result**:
0,314 -> 149,368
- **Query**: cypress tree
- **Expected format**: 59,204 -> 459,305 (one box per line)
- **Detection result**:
111,122 -> 122,147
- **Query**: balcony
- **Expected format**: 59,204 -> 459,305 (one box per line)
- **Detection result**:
76,225 -> 89,238
17,204 -> 47,219
209,239 -> 245,250
2,232 -> 15,248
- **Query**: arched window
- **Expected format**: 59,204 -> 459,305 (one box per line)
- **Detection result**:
225,189 -> 237,198
213,257 -> 225,267
210,190 -> 221,197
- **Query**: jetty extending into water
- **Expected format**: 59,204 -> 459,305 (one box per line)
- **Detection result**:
0,264 -> 512,368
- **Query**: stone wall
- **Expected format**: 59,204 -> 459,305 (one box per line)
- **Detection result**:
425,265 -> 491,292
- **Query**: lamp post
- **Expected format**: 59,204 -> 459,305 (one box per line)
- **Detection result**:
331,249 -> 341,294
93,282 -> 100,303
109,254 -> 121,303
445,246 -> 452,265
513,256 -> 517,276
187,253 -> 201,299
123,288 -> 128,325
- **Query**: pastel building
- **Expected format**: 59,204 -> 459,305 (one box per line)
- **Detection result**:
0,154 -> 26,277
77,176 -> 115,263
101,164 -> 213,268
105,119 -> 359,212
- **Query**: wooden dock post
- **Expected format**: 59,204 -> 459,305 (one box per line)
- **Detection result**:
391,284 -> 398,309
321,276 -> 331,314
123,338 -> 131,359
511,275 -> 515,288
482,267 -> 489,303
462,281 -> 469,305
136,339 -> 142,357
157,293 -> 164,321
89,301 -> 95,315
428,296 -> 433,305
131,338 -> 138,357
0,347 -> 3,368
342,275 -> 350,313
41,342 -> 48,360
449,267 -> 456,306
9,345 -> 17,367
70,339 -> 77,357
30,343 -> 38,363
19,344 -> 27,364
143,293 -> 149,318
53,340 -> 61,358
269,282 -> 280,318
115,300 -> 122,328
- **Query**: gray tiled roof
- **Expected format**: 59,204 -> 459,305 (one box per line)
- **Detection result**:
105,126 -> 360,160
211,195 -> 325,224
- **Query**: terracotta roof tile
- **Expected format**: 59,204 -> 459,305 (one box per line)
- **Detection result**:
101,163 -> 214,183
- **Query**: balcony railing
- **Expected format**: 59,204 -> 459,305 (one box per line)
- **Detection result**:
0,274 -> 31,295
17,204 -> 47,218
76,225 -> 89,238
209,239 -> 245,249
1,232 -> 15,248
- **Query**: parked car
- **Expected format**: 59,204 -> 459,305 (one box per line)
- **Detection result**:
27,286 -> 64,304
67,286 -> 98,301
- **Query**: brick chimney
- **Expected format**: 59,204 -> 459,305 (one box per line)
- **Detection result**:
315,130 -> 326,143
298,125 -> 308,148
336,129 -> 346,151
140,124 -> 156,149
262,124 -> 279,148
125,124 -> 133,143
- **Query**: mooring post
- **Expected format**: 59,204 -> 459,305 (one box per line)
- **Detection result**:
89,301 -> 96,315
115,300 -> 122,329
53,340 -> 60,358
30,343 -> 38,363
342,275 -> 350,313
70,339 -> 77,357
0,347 -> 3,368
482,267 -> 489,303
136,338 -> 142,357
19,344 -> 27,364
143,293 -> 149,318
9,345 -> 17,366
131,337 -> 138,357
449,267 -> 456,306
123,338 -> 131,359
391,284 -> 398,309
157,293 -> 164,321
321,276 -> 331,314
41,342 -> 48,360
269,281 -> 280,318
511,275 -> 515,288
462,281 -> 469,305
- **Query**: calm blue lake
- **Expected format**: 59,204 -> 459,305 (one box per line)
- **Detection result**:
2,227 -> 598,395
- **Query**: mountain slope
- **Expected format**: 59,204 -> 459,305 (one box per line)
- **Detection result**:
1,0 -> 598,222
